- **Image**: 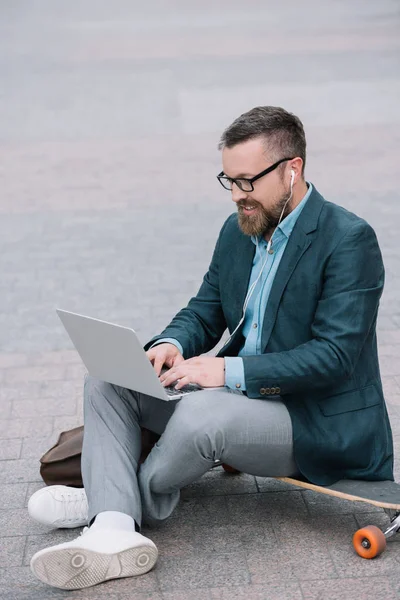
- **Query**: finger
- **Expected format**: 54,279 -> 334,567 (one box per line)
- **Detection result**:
159,366 -> 173,382
160,368 -> 177,385
174,376 -> 192,390
173,354 -> 185,366
161,373 -> 180,387
146,348 -> 156,362
154,354 -> 166,377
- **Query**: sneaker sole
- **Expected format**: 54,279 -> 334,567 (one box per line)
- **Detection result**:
30,543 -> 158,590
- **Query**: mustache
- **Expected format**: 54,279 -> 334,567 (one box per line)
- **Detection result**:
237,200 -> 261,209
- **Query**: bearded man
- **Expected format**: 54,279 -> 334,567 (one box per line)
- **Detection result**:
28,106 -> 393,590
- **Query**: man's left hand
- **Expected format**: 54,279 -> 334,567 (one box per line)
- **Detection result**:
159,357 -> 225,389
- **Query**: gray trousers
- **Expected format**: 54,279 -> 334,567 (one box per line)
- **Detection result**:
81,376 -> 299,528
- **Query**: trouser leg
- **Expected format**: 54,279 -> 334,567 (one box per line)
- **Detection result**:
81,375 -> 178,527
139,388 -> 298,525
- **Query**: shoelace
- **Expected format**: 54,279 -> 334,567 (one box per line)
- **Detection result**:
55,491 -> 87,523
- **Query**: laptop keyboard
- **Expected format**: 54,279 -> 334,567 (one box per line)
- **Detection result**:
164,382 -> 202,397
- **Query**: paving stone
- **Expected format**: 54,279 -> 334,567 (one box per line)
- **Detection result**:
12,397 -> 78,419
1,399 -> 12,418
0,482 -> 28,509
25,482 -> 46,507
209,582 -> 303,600
329,536 -> 399,579
300,577 -> 394,600
0,458 -> 43,484
162,589 -> 211,600
0,566 -> 53,599
0,508 -> 51,536
117,594 -> 163,600
53,415 -> 83,432
164,495 -> 232,529
39,379 -> 83,400
227,491 -> 308,526
192,523 -> 276,554
382,377 -> 400,398
65,363 -> 87,380
387,571 -> 400,598
4,365 -> 67,385
0,382 -> 42,403
387,394 -> 400,407
181,469 -> 257,498
143,522 -> 197,559
20,433 -> 60,459
156,551 -> 250,590
0,417 -> 54,439
247,544 -> 337,583
29,350 -> 81,366
0,353 -> 28,369
271,513 -> 359,549
0,536 -> 26,568
0,437 -> 22,459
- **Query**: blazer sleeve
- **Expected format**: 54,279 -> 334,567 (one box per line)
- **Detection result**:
242,221 -> 385,398
143,218 -> 230,358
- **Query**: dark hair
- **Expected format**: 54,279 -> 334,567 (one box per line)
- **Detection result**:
218,106 -> 306,174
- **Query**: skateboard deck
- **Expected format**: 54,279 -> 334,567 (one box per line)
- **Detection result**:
277,476 -> 400,510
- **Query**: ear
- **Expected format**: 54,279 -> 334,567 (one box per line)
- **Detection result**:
289,157 -> 304,184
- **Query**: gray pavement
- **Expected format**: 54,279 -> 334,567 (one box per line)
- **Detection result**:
1,1 -> 400,598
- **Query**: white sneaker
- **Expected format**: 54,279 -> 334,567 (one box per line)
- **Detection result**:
30,526 -> 158,589
28,485 -> 88,528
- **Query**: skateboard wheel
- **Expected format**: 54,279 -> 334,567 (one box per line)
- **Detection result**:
353,525 -> 386,559
222,463 -> 241,474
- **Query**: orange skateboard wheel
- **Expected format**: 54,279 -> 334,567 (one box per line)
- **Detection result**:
222,463 -> 241,474
353,525 -> 387,559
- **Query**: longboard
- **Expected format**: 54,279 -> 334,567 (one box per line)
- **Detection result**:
219,464 -> 400,559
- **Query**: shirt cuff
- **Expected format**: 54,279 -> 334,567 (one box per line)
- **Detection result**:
224,357 -> 246,392
150,338 -> 184,356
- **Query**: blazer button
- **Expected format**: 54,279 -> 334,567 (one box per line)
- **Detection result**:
276,387 -> 281,394
265,388 -> 271,395
260,388 -> 266,395
270,387 -> 276,394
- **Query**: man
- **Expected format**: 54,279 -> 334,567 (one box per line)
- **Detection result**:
28,106 -> 393,590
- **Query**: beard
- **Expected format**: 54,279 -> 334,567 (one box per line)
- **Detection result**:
237,189 -> 291,237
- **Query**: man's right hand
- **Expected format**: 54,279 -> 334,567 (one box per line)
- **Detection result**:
146,343 -> 184,377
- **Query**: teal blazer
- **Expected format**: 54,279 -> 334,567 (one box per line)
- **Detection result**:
146,186 -> 394,485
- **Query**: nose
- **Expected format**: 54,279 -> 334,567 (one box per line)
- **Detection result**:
231,182 -> 247,204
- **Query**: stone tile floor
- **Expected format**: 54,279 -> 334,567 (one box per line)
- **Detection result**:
1,1 -> 400,598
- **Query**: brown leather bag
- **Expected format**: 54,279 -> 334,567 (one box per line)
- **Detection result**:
39,426 -> 160,487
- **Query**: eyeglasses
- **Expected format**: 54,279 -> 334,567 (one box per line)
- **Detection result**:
217,157 -> 294,192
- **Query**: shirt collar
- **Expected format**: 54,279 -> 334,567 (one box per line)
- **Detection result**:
251,182 -> 313,246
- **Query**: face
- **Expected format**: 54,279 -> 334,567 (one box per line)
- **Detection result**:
221,138 -> 293,238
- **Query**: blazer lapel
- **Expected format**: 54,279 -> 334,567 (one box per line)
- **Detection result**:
260,186 -> 325,349
261,229 -> 311,349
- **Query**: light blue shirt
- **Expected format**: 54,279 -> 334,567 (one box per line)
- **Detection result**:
153,184 -> 313,392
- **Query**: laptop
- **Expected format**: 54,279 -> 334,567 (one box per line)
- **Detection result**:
56,309 -> 203,401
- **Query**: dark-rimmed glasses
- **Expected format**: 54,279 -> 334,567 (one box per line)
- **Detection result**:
217,157 -> 294,192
